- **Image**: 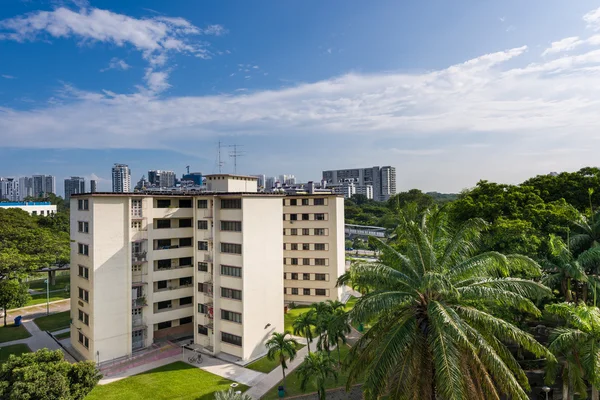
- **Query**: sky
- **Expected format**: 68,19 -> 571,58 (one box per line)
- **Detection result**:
2,0 -> 600,195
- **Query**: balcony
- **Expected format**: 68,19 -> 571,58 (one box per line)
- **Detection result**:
199,283 -> 213,297
132,252 -> 147,265
131,210 -> 144,220
153,246 -> 193,260
203,254 -> 213,263
132,296 -> 147,308
153,286 -> 194,303
152,227 -> 193,240
153,208 -> 194,219
131,230 -> 148,242
203,210 -> 213,219
132,316 -> 146,328
153,266 -> 194,281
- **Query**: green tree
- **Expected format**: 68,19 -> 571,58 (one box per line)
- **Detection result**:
296,351 -> 338,400
570,210 -> 600,255
387,189 -> 434,213
545,303 -> 600,400
293,311 -> 317,353
0,280 -> 30,326
214,388 -> 253,400
0,349 -> 100,399
325,310 -> 351,365
311,302 -> 333,351
338,209 -> 553,400
266,332 -> 299,391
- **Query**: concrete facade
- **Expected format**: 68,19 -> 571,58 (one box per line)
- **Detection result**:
0,201 -> 57,216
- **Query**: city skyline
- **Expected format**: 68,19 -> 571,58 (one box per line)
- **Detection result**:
2,1 -> 600,192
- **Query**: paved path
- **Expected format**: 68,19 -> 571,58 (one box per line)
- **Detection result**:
7,299 -> 70,320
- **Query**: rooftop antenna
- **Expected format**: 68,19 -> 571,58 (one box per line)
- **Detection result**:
217,141 -> 225,173
228,144 -> 246,174
186,165 -> 190,174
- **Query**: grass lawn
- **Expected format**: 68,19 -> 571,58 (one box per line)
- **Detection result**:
0,323 -> 31,343
0,343 -> 31,363
246,343 -> 306,374
34,311 -> 71,332
284,297 -> 358,337
54,331 -> 70,340
28,274 -> 70,292
23,292 -> 70,308
85,361 -> 249,400
262,344 -> 357,399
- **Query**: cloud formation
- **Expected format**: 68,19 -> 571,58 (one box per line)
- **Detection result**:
1,74 -> 15,79
0,7 -> 225,92
100,57 -> 131,72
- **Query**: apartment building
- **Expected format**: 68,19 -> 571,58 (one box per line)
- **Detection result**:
70,175 -> 284,364
64,176 -> 86,201
112,164 -> 131,193
322,166 -> 396,201
282,194 -> 345,303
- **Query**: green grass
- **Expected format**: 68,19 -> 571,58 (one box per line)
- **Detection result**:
54,331 -> 70,340
85,361 -> 249,400
284,298 -> 358,337
28,274 -> 70,292
262,344 -> 357,399
34,311 -> 71,332
0,343 -> 31,363
23,292 -> 70,308
0,323 -> 31,343
246,343 -> 306,374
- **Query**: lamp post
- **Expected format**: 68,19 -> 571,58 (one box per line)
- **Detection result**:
44,279 -> 49,315
542,386 -> 551,400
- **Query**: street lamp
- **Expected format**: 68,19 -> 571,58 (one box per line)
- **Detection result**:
44,279 -> 49,315
542,386 -> 551,400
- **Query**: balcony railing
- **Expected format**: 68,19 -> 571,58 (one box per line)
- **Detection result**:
204,254 -> 213,262
154,244 -> 179,250
132,252 -> 147,264
132,297 -> 147,308
131,211 -> 144,219
204,210 -> 213,219
132,316 -> 146,327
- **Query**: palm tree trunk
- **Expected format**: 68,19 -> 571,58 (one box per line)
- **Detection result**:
562,376 -> 569,400
306,329 -> 311,353
281,363 -> 286,390
566,279 -> 572,302
336,341 -> 341,366
592,386 -> 599,400
3,308 -> 6,327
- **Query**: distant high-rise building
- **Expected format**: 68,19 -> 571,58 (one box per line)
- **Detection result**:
32,175 -> 56,197
265,176 -> 276,190
251,174 -> 266,189
0,177 -> 19,201
278,174 -> 296,186
64,177 -> 86,201
18,177 -> 33,200
181,172 -> 203,186
90,180 -> 97,193
148,170 -> 176,188
112,164 -> 131,193
322,166 -> 396,202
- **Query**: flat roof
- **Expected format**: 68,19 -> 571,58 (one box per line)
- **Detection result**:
72,191 -> 284,198
204,174 -> 258,180
0,201 -> 53,206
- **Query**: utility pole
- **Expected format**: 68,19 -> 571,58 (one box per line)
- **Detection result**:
217,141 -> 225,173
228,144 -> 246,174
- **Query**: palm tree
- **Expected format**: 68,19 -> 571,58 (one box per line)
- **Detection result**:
311,302 -> 333,351
214,388 -> 253,400
326,300 -> 345,312
293,311 -> 316,353
338,208 -> 554,400
545,302 -> 600,400
266,332 -> 299,391
296,351 -> 338,400
325,310 -> 351,365
570,209 -> 600,255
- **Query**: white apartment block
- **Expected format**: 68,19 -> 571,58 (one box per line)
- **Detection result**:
283,194 -> 345,303
322,166 -> 396,202
0,177 -> 19,201
0,201 -> 57,216
112,164 -> 131,193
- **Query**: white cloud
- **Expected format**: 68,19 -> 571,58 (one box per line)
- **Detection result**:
542,36 -> 582,56
1,74 -> 15,79
0,7 -> 224,89
100,57 -> 130,72
143,68 -> 171,93
584,6 -> 600,30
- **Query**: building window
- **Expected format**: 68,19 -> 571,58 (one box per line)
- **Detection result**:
78,309 -> 89,326
221,221 -> 242,232
302,214 -> 309,221
157,280 -> 168,290
290,228 -> 297,236
292,288 -> 298,295
303,273 -> 310,280
77,243 -> 89,256
157,259 -> 171,270
180,277 -> 192,286
221,199 -> 242,209
290,199 -> 297,206
291,258 -> 298,265
221,287 -> 242,300
315,213 -> 326,221
221,332 -> 242,347
178,218 -> 192,228
315,273 -> 327,281
221,243 -> 242,255
156,199 -> 171,208
315,259 -> 327,266
303,288 -> 311,296
198,303 -> 208,314
198,200 -> 208,209
157,300 -> 172,310
78,332 -> 89,349
179,296 -> 193,306
78,221 -> 89,233
302,229 -> 310,236
291,273 -> 298,280
315,243 -> 326,251
314,228 -> 326,236
78,287 -> 89,302
221,310 -> 242,324
78,265 -> 89,279
198,262 -> 208,272
198,241 -> 208,251
179,199 -> 192,208
302,243 -> 310,251
302,198 -> 309,206
157,321 -> 172,330
156,219 -> 171,229
198,325 -> 208,335
289,214 -> 297,221
303,258 -> 310,266
316,289 -> 327,296
291,243 -> 298,251
131,221 -> 142,230
221,265 -> 242,277
179,238 -> 192,247
156,239 -> 171,249
180,316 -> 193,325
314,198 -> 325,206
198,220 -> 208,230
179,257 -> 192,266
77,199 -> 89,211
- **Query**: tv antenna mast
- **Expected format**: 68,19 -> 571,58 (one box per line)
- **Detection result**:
217,141 -> 225,173
228,144 -> 246,174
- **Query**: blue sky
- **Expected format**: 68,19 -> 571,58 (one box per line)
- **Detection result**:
1,0 -> 600,194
